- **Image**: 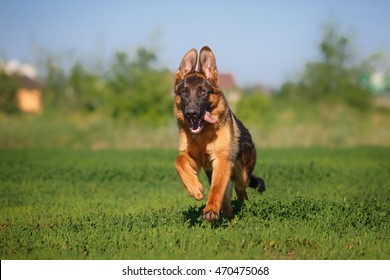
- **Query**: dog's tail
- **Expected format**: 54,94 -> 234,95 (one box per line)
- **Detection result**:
249,174 -> 266,193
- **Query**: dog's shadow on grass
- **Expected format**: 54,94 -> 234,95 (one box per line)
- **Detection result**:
182,200 -> 244,228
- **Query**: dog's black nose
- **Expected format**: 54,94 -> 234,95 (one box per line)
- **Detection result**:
185,110 -> 199,119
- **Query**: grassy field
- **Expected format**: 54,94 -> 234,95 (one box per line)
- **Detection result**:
1,102 -> 390,149
0,147 -> 389,259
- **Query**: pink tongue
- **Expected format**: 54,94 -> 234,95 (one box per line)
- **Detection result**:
203,111 -> 217,124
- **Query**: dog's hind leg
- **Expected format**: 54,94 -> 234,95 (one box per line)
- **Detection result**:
234,164 -> 266,199
233,163 -> 249,202
205,170 -> 212,185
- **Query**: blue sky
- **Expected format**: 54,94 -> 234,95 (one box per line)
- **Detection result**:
1,0 -> 389,87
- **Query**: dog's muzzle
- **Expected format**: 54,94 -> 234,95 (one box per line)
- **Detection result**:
185,111 -> 217,134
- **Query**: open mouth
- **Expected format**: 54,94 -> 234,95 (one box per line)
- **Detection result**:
189,118 -> 205,134
188,111 -> 217,134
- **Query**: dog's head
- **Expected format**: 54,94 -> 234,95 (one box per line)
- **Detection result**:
174,46 -> 222,134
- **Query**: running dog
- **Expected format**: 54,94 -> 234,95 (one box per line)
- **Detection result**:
174,46 -> 265,222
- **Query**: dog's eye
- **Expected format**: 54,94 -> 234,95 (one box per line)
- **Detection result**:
181,89 -> 189,97
199,89 -> 207,96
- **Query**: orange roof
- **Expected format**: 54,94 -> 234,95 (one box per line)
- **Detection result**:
218,73 -> 236,89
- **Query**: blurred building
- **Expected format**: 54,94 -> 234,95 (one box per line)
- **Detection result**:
1,60 -> 42,114
16,76 -> 42,114
218,73 -> 241,104
360,71 -> 390,95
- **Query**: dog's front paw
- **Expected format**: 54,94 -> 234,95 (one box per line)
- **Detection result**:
192,191 -> 204,201
188,184 -> 204,201
202,210 -> 219,222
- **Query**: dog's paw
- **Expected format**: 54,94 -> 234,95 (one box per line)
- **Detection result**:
192,191 -> 204,201
188,184 -> 204,201
202,210 -> 219,222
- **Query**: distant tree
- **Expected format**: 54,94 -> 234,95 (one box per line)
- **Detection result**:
42,57 -> 67,108
280,20 -> 372,110
107,47 -> 172,124
0,70 -> 19,113
35,44 -> 172,124
236,88 -> 272,124
133,47 -> 157,70
68,63 -> 103,112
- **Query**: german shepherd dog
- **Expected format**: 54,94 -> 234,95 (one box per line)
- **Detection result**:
174,46 -> 265,222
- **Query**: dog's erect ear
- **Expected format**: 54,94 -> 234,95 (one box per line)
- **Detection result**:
198,46 -> 218,85
176,48 -> 198,81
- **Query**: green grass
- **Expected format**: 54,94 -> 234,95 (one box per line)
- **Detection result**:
1,102 -> 390,149
0,147 -> 389,259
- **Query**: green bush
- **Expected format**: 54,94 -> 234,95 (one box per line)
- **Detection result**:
38,47 -> 173,125
278,21 -> 372,111
235,91 -> 272,124
0,71 -> 20,113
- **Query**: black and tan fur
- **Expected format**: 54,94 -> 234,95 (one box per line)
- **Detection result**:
174,46 -> 265,222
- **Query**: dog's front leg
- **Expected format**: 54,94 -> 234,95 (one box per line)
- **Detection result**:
203,158 -> 233,221
175,152 -> 204,201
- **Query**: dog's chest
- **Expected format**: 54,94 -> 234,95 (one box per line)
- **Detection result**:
187,125 -> 235,168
